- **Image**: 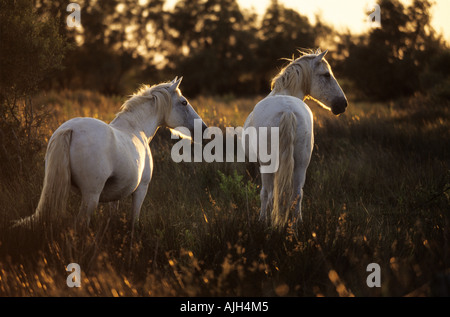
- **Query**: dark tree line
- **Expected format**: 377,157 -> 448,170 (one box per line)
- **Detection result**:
22,0 -> 336,96
339,0 -> 450,101
1,0 -> 449,180
2,0 -> 450,99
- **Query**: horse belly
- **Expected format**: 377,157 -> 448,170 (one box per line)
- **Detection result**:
99,135 -> 151,203
99,175 -> 137,202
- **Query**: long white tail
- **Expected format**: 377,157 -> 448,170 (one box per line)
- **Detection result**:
14,128 -> 72,227
272,112 -> 297,228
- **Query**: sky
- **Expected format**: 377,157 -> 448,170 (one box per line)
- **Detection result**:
238,0 -> 450,42
164,0 -> 450,42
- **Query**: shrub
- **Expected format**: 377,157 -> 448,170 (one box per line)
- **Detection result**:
0,0 -> 69,179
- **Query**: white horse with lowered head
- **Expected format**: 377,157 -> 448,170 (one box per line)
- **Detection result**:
15,77 -> 207,235
243,49 -> 348,228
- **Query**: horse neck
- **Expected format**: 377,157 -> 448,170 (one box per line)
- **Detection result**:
110,106 -> 161,142
270,59 -> 311,100
269,89 -> 306,100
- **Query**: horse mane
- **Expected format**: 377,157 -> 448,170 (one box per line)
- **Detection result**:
271,48 -> 322,97
115,82 -> 173,123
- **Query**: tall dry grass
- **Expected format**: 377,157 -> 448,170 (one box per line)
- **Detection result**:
0,90 -> 449,296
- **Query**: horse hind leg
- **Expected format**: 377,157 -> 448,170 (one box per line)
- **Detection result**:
108,201 -> 119,217
292,188 -> 303,223
292,166 -> 307,224
259,172 -> 274,224
76,192 -> 100,230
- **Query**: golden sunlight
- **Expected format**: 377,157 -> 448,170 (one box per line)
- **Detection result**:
238,0 -> 450,41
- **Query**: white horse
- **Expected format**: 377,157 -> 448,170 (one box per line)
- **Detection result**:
15,77 -> 207,235
243,49 -> 348,228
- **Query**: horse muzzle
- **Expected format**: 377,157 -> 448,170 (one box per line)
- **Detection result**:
331,97 -> 348,115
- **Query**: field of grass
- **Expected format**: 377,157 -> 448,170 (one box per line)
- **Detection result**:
0,90 -> 449,297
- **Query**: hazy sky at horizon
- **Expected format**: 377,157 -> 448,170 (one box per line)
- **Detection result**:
164,0 -> 450,42
238,0 -> 450,42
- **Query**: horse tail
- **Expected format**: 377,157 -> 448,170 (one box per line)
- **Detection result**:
272,112 -> 297,229
13,129 -> 73,228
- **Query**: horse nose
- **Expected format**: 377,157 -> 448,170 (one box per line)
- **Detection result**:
332,97 -> 347,115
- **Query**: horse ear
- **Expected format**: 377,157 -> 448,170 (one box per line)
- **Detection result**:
316,49 -> 328,61
170,76 -> 183,91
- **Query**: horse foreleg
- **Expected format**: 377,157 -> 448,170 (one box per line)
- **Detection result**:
131,184 -> 148,226
128,183 -> 149,266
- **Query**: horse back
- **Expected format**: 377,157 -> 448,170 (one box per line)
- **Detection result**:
244,95 -> 313,166
246,95 -> 312,135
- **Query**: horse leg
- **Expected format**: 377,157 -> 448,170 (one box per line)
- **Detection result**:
76,192 -> 100,230
260,172 -> 274,224
108,201 -> 119,217
131,184 -> 148,226
293,165 -> 307,224
128,183 -> 149,266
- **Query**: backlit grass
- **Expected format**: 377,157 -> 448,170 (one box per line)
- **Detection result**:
0,90 -> 448,296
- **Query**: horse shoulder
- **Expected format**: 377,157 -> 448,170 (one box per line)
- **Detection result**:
110,127 -> 152,179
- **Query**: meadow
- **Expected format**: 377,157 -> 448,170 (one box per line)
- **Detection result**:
0,89 -> 448,297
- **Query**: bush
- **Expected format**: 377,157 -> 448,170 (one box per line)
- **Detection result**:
217,170 -> 259,208
0,0 -> 68,179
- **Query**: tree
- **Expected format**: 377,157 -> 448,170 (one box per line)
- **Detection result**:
166,0 -> 258,95
341,0 -> 445,100
66,0 -> 166,94
255,0 -> 317,93
33,0 -> 167,94
0,0 -> 68,178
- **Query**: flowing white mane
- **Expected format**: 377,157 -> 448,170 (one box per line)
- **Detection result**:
115,82 -> 173,123
271,49 -> 323,97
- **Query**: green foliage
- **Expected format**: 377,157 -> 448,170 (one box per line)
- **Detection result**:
217,170 -> 259,207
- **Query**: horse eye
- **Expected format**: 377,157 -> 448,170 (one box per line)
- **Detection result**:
181,100 -> 188,106
323,73 -> 331,78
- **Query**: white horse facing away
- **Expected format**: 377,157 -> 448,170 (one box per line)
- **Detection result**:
15,77 -> 207,234
243,49 -> 348,228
